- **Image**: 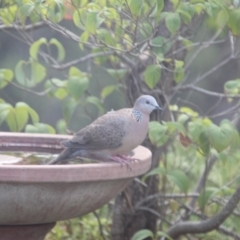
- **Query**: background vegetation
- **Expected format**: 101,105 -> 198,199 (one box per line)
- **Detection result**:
1,0 -> 240,239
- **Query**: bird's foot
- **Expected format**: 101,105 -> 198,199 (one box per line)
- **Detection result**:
116,154 -> 140,163
109,156 -> 132,171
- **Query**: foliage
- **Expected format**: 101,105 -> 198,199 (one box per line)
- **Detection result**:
1,0 -> 240,239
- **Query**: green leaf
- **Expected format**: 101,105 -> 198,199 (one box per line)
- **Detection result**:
165,12 -> 181,35
62,98 -> 77,122
85,11 -> 98,34
56,119 -> 67,134
31,61 -> 46,85
0,103 -> 11,126
129,0 -> 143,17
101,85 -> 116,99
15,60 -> 46,88
208,123 -> 235,152
198,187 -> 218,211
0,69 -> 13,89
15,102 -> 29,131
217,8 -> 228,28
107,69 -> 128,79
6,108 -> 17,132
49,38 -> 65,62
167,170 -> 189,194
27,107 -> 39,124
29,38 -> 47,60
149,121 -> 168,147
166,122 -> 186,135
69,67 -> 84,78
198,130 -> 210,155
73,9 -> 87,29
179,107 -> 198,117
97,29 -> 116,47
131,229 -> 154,240
150,36 -> 171,55
25,123 -> 55,134
142,167 -> 166,181
228,9 -> 240,36
86,96 -> 104,114
67,76 -> 89,100
157,231 -> 173,240
188,121 -> 203,142
144,65 -> 161,89
224,79 -> 240,95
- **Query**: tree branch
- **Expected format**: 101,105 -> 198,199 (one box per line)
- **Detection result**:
52,50 -> 114,69
167,183 -> 240,239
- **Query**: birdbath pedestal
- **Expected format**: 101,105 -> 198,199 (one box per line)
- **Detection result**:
0,133 -> 152,240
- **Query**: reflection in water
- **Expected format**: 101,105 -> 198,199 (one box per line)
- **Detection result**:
0,152 -> 97,165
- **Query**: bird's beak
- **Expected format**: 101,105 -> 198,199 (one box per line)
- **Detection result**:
155,105 -> 162,111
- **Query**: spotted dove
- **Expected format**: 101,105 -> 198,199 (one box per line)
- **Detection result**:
48,95 -> 161,165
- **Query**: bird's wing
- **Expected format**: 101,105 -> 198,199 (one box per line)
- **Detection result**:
61,111 -> 128,150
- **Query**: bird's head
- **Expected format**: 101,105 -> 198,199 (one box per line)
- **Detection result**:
134,95 -> 162,114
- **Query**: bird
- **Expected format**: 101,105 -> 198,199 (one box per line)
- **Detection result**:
48,95 -> 161,167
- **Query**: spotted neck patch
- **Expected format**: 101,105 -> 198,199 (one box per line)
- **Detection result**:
132,109 -> 142,122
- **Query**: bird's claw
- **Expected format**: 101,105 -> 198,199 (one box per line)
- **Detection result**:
109,156 -> 133,171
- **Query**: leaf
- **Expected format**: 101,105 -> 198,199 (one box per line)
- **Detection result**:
228,9 -> 240,36
144,65 -> 161,89
86,96 -> 104,114
31,61 -> 46,84
27,107 -> 39,123
165,12 -> 181,35
15,60 -> 46,88
129,0 -> 143,17
188,121 -> 203,142
0,103 -> 11,125
69,66 -> 84,78
101,85 -> 116,99
157,231 -> 173,240
198,187 -> 218,211
56,119 -> 67,134
107,69 -> 128,79
131,229 -> 154,240
6,108 -> 17,132
167,170 -> 189,194
217,8 -> 228,28
166,122 -> 186,135
62,98 -> 77,122
0,69 -> 13,89
25,123 -> 55,134
148,121 -> 168,147
15,102 -> 29,131
198,130 -> 210,155
49,38 -> 65,62
85,11 -> 98,34
67,76 -> 89,100
73,8 -> 87,29
174,65 -> 185,83
142,167 -> 166,181
224,79 -> 240,95
179,107 -> 198,117
29,38 -> 47,60
208,123 -> 235,152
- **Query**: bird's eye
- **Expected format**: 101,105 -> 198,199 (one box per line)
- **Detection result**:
146,100 -> 150,104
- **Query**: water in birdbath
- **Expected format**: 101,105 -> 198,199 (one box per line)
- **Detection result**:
0,152 -> 96,165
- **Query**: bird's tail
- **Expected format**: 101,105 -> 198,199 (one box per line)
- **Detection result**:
47,148 -> 75,165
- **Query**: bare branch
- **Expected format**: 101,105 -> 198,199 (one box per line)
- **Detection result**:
178,84 -> 240,98
0,21 -> 46,31
52,50 -> 114,69
167,180 -> 240,238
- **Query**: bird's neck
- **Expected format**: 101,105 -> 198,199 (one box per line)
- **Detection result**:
132,109 -> 143,122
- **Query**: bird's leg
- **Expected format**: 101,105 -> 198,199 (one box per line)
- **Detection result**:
116,154 -> 140,163
109,156 -> 132,171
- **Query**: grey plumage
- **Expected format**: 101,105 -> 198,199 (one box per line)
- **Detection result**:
48,95 -> 161,165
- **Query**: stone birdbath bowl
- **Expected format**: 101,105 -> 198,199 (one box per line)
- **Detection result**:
0,132 -> 152,240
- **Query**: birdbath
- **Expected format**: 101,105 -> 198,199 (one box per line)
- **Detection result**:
0,132 -> 152,240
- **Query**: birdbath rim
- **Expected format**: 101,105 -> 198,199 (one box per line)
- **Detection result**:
0,132 -> 152,183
